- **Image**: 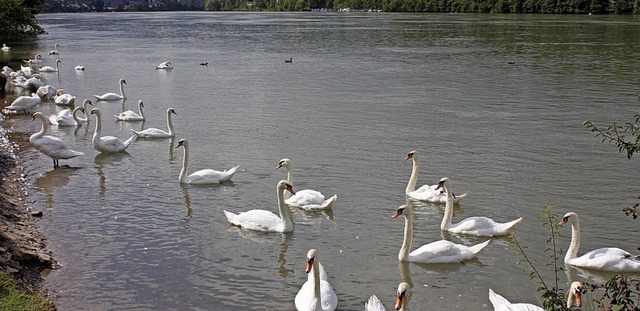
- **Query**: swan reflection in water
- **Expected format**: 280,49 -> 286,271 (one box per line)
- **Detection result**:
564,263 -> 632,285
94,152 -> 132,198
34,166 -> 80,210
179,184 -> 193,222
226,227 -> 295,278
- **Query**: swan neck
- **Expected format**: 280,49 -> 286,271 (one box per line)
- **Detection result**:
285,165 -> 293,184
34,115 -> 47,139
441,183 -> 454,231
399,213 -> 413,261
179,144 -> 189,183
312,259 -> 321,305
92,112 -> 102,144
119,81 -> 125,98
167,111 -> 174,135
72,108 -> 82,124
566,219 -> 580,262
406,156 -> 419,194
277,185 -> 293,231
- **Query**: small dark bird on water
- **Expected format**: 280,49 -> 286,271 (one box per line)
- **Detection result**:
284,58 -> 292,63
199,62 -> 208,66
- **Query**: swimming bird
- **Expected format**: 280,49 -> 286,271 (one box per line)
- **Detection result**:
285,58 -> 293,63
30,112 -> 84,168
90,108 -> 135,153
199,62 -> 208,66
223,180 -> 296,232
49,43 -> 60,55
393,204 -> 491,263
131,108 -> 176,138
560,212 -> 640,272
54,89 -> 76,106
36,85 -> 57,100
155,61 -> 173,69
405,150 -> 468,203
94,78 -> 127,101
75,64 -> 85,71
39,59 -> 61,72
436,177 -> 522,236
276,158 -> 337,210
115,100 -> 145,121
364,282 -> 410,311
175,138 -> 239,184
295,249 -> 338,311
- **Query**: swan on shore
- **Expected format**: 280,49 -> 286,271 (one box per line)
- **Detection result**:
30,112 -> 83,168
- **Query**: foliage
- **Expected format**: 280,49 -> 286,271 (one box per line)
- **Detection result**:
583,114 -> 640,160
622,195 -> 640,219
586,275 -> 640,311
0,0 -> 46,41
511,205 -> 569,310
0,271 -> 56,311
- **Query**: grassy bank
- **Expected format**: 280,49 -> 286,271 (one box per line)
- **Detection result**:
0,271 -> 55,311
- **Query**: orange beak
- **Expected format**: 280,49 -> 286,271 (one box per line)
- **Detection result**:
305,258 -> 313,273
559,218 -> 568,226
395,294 -> 404,310
392,211 -> 402,219
575,291 -> 582,308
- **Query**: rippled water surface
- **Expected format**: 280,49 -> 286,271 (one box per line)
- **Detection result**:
2,12 -> 640,310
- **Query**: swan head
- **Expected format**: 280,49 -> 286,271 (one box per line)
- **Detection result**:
90,108 -> 101,116
56,88 -> 65,96
395,282 -> 410,311
168,108 -> 177,115
405,150 -> 417,161
305,249 -> 318,273
392,204 -> 411,219
435,177 -> 451,191
559,212 -> 578,226
276,158 -> 290,170
119,78 -> 127,85
31,112 -> 44,121
175,138 -> 188,149
138,100 -> 144,108
567,281 -> 583,308
277,180 -> 295,195
82,99 -> 93,107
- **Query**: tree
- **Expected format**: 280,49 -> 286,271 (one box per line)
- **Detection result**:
583,114 -> 640,159
0,0 -> 45,41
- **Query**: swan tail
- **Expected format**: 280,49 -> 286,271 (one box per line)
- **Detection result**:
123,134 -> 136,147
469,239 -> 491,254
502,217 -> 524,232
365,295 -> 385,311
452,192 -> 469,203
324,194 -> 338,209
130,129 -> 143,137
488,289 -> 511,308
223,210 -> 238,224
226,165 -> 240,175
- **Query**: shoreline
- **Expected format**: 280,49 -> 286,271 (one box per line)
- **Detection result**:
0,113 -> 57,306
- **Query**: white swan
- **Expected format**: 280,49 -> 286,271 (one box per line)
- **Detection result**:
437,177 -> 522,236
4,93 -> 41,114
559,212 -> 640,272
39,59 -> 60,72
49,43 -> 60,55
276,158 -> 337,210
393,204 -> 491,263
175,138 -> 239,184
115,100 -> 145,121
75,64 -> 85,71
488,289 -> 543,311
294,249 -> 338,311
94,78 -> 127,101
1,44 -> 10,52
364,282 -> 410,311
488,281 -> 583,311
223,180 -> 295,232
54,89 -> 76,106
30,112 -> 84,168
155,61 -> 173,69
90,108 -> 135,153
405,150 -> 468,203
49,106 -> 86,127
131,108 -> 176,138
24,54 -> 42,65
37,85 -> 56,100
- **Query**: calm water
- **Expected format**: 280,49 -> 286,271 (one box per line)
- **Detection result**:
2,12 -> 640,310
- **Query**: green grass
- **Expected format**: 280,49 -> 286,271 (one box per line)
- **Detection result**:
0,271 -> 55,311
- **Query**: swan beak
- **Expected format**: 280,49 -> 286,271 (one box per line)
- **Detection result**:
434,182 -> 443,191
395,292 -> 405,310
392,210 -> 402,219
275,163 -> 282,170
305,258 -> 314,273
404,155 -> 412,160
287,186 -> 296,196
31,114 -> 36,121
575,292 -> 582,308
559,217 -> 568,226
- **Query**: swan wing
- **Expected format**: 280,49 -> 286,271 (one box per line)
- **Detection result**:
115,111 -> 143,121
365,295 -> 386,311
223,209 -> 283,232
285,190 -> 337,210
449,217 -> 523,236
409,239 -> 489,263
186,166 -> 238,184
31,135 -> 83,159
319,280 -> 338,311
132,128 -> 172,138
94,93 -> 123,101
489,289 -> 543,311
408,184 -> 446,203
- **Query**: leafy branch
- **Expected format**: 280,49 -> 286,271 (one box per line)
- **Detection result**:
583,114 -> 640,160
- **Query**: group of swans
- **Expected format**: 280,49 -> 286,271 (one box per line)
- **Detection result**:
405,150 -> 467,203
489,281 -> 583,310
276,158 -> 337,210
559,211 -> 640,272
48,99 -> 92,127
30,112 -> 84,168
94,78 -> 127,101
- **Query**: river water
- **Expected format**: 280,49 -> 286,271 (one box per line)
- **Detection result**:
2,12 -> 640,310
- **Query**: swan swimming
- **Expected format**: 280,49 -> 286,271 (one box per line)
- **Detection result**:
175,138 -> 239,184
364,282 -> 410,311
90,108 -> 135,153
94,78 -> 127,101
405,150 -> 468,203
131,108 -> 176,138
115,100 -> 145,121
276,158 -> 337,210
294,249 -> 338,311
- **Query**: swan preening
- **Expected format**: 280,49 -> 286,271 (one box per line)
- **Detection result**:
365,282 -> 410,311
276,158 -> 337,210
405,150 -> 467,204
131,108 -> 176,138
75,64 -> 85,71
393,204 -> 490,263
30,112 -> 84,168
224,180 -> 295,232
115,100 -> 145,121
155,61 -> 174,69
54,89 -> 76,106
49,99 -> 92,127
94,78 -> 127,101
295,249 -> 338,311
90,108 -> 135,153
560,212 -> 640,272
488,281 -> 583,310
175,138 -> 239,184
437,177 -> 522,236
